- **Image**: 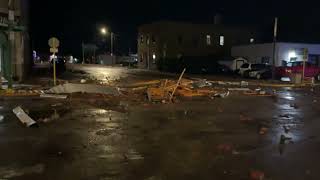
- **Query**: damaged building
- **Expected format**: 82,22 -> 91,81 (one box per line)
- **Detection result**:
137,21 -> 259,70
0,0 -> 30,84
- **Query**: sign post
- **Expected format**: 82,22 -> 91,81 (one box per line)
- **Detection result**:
48,37 -> 60,86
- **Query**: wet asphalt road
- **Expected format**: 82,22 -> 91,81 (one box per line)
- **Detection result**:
1,65 -> 320,180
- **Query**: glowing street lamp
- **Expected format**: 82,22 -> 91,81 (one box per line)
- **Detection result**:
99,26 -> 114,56
100,27 -> 107,35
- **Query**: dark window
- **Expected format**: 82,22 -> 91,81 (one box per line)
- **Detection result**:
140,35 -> 144,44
192,38 -> 199,47
241,63 -> 249,68
151,36 -> 156,44
146,36 -> 150,45
251,64 -> 267,70
178,36 -> 183,44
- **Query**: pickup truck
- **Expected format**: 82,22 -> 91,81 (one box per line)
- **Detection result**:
276,62 -> 320,80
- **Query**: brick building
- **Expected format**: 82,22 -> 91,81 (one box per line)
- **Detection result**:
137,21 -> 258,69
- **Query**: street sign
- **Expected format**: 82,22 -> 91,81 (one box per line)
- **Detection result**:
48,37 -> 60,48
48,37 -> 60,86
50,48 -> 58,53
303,48 -> 309,60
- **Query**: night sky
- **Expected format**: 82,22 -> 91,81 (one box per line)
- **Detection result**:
30,0 -> 320,57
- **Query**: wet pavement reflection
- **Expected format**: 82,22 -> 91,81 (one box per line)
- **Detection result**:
0,87 -> 320,179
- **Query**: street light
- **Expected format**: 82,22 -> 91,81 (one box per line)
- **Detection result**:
100,27 -> 107,35
100,27 -> 114,56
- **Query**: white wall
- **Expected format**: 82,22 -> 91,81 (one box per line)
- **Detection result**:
277,43 -> 320,63
231,43 -> 276,65
232,43 -> 320,67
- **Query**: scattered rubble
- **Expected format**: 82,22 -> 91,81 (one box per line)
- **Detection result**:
12,106 -> 38,127
40,94 -> 68,99
250,170 -> 265,180
47,83 -> 120,95
217,143 -> 234,154
259,127 -> 269,135
240,113 -> 254,123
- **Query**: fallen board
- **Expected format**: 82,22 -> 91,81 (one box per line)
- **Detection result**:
12,106 -> 37,127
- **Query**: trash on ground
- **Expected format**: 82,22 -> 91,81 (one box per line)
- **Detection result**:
214,91 -> 230,98
240,113 -> 254,123
80,79 -> 87,84
228,88 -> 251,91
243,90 -> 274,97
192,79 -> 212,88
47,83 -> 120,95
147,87 -> 168,102
40,94 -> 68,99
0,89 -> 40,97
241,81 -> 249,87
217,143 -> 234,154
39,109 -> 60,123
250,170 -> 265,180
279,114 -> 291,119
169,68 -> 186,102
283,126 -> 290,133
280,134 -> 292,145
259,127 -> 269,135
12,106 -> 38,127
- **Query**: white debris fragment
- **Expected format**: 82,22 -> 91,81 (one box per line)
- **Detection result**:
12,106 -> 37,127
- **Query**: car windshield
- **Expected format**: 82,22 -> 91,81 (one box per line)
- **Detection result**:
251,64 -> 266,70
241,63 -> 249,68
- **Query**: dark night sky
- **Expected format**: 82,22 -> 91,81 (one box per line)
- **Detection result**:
30,0 -> 320,57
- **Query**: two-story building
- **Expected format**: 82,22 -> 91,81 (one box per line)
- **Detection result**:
137,21 -> 258,69
0,0 -> 30,83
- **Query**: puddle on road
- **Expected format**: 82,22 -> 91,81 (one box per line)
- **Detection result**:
278,91 -> 296,101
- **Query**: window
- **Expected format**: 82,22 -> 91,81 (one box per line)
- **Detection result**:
146,36 -> 150,45
192,38 -> 199,48
219,36 -> 225,46
177,36 -> 183,45
152,53 -> 156,63
241,63 -> 249,68
140,35 -> 144,44
151,36 -> 156,44
250,38 -> 255,43
163,50 -> 167,58
206,35 -> 211,45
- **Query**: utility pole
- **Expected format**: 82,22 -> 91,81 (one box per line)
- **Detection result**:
7,0 -> 15,89
111,32 -> 114,56
82,42 -> 85,64
272,17 -> 278,80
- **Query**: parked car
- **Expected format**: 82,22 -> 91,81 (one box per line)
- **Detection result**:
276,62 -> 320,81
219,57 -> 248,73
247,64 -> 272,79
239,63 -> 252,76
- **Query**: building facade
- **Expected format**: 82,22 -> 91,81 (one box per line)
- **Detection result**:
137,21 -> 258,69
0,0 -> 30,83
232,42 -> 320,67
